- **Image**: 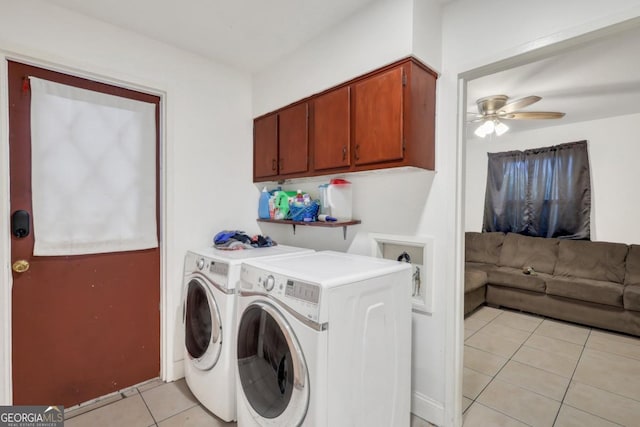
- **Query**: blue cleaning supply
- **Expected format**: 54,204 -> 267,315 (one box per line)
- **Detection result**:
258,187 -> 271,219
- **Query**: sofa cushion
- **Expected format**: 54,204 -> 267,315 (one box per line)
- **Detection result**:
625,245 -> 640,286
498,233 -> 559,274
488,266 -> 548,293
554,240 -> 628,283
465,269 -> 488,293
546,277 -> 624,307
465,232 -> 504,265
624,285 -> 640,312
465,261 -> 496,273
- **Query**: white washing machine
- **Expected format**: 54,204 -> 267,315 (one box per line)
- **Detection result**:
236,251 -> 412,427
182,245 -> 313,422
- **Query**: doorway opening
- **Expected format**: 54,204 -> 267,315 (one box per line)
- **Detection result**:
457,16 -> 640,423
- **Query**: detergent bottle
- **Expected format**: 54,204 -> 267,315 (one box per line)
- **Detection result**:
258,187 -> 270,219
269,191 -> 278,219
274,191 -> 291,219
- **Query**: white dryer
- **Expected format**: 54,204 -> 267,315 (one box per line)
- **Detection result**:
236,251 -> 412,427
182,245 -> 313,422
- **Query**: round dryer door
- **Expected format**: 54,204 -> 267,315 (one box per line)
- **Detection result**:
184,278 -> 222,370
237,302 -> 309,424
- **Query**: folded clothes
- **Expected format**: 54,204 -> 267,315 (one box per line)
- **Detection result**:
213,230 -> 277,250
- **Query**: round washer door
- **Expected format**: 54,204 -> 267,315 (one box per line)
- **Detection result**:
184,278 -> 222,370
237,301 -> 309,425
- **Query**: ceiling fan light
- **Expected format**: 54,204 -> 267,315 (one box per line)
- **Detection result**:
482,120 -> 495,134
474,126 -> 488,138
495,121 -> 509,136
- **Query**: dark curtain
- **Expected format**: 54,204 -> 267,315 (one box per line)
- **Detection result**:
483,140 -> 591,239
483,150 -> 528,234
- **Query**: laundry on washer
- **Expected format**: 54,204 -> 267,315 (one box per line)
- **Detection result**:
213,230 -> 277,250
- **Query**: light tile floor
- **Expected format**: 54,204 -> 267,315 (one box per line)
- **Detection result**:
64,378 -> 232,427
64,377 -> 434,426
463,306 -> 640,426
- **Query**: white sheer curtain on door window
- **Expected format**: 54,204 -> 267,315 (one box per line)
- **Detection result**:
29,77 -> 158,256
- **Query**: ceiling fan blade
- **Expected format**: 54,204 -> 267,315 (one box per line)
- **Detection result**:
466,112 -> 484,122
498,96 -> 541,114
468,117 -> 486,123
503,111 -> 566,120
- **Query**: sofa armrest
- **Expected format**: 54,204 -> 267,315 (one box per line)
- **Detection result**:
465,269 -> 488,293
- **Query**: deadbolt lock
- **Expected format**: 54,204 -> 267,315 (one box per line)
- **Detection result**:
12,260 -> 30,274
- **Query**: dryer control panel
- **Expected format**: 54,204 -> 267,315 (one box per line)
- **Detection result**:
184,252 -> 231,290
240,265 -> 321,322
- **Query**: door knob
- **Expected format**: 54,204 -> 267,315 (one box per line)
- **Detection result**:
12,260 -> 30,273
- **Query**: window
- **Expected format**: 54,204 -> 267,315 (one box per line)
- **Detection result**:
483,140 -> 591,239
29,77 -> 158,255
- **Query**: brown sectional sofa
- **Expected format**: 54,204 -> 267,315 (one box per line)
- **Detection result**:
465,231 -> 640,337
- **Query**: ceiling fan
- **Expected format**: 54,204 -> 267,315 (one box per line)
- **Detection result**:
468,95 -> 565,138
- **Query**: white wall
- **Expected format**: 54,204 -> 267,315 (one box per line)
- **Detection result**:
0,0 -> 256,403
443,0 -> 640,72
465,113 -> 640,244
412,0 -> 443,72
256,168 -> 435,252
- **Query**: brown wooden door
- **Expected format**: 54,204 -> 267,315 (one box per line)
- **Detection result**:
278,103 -> 308,175
353,66 -> 404,166
312,87 -> 351,171
253,113 -> 279,180
8,62 -> 160,407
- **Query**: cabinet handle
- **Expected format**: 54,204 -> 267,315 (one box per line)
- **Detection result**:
355,144 -> 360,161
272,159 -> 277,171
342,146 -> 347,161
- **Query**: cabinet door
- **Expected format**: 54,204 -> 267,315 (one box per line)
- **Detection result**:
312,87 -> 350,171
353,66 -> 404,165
278,103 -> 309,175
254,114 -> 278,179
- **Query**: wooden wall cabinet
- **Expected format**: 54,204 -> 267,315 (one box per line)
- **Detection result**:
253,103 -> 309,180
312,86 -> 351,171
253,57 -> 436,182
353,66 -> 404,166
253,113 -> 278,179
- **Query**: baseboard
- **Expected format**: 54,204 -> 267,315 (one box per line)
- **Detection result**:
412,390 -> 444,426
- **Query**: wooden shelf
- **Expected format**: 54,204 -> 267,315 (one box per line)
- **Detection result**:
257,218 -> 361,239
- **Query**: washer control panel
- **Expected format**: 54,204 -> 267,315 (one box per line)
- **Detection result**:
285,279 -> 319,304
240,265 -> 321,322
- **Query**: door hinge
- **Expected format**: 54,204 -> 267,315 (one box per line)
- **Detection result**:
402,72 -> 407,86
